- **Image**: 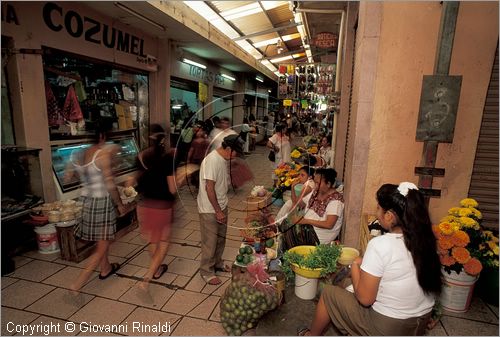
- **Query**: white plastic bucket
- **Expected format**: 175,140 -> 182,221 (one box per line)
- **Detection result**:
440,269 -> 478,313
34,224 -> 60,254
295,273 -> 318,300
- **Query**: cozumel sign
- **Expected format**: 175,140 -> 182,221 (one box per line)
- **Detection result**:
42,2 -> 147,57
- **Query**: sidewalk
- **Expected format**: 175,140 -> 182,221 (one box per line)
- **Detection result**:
1,143 -> 498,336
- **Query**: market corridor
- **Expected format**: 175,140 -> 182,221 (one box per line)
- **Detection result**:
1,144 -> 498,336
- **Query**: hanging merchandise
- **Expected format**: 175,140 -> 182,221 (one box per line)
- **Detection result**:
45,81 -> 64,127
74,81 -> 87,102
279,65 -> 287,74
62,85 -> 84,122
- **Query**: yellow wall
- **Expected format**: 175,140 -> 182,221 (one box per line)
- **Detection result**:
344,1 -> 498,247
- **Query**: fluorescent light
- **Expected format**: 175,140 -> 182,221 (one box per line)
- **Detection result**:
182,58 -> 206,69
261,1 -> 287,10
172,105 -> 182,109
268,89 -> 272,93
256,76 -> 264,83
114,2 -> 166,31
222,74 -> 236,81
253,33 -> 301,48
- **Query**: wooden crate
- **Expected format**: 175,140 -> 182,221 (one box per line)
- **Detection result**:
246,191 -> 272,212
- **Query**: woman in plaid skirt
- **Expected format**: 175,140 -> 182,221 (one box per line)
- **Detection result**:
68,119 -> 131,293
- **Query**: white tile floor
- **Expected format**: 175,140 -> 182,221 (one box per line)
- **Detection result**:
2,142 -> 498,336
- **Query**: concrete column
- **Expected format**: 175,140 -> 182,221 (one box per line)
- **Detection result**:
8,51 -> 56,201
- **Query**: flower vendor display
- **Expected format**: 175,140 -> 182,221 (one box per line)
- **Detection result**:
433,198 -> 499,312
273,162 -> 302,199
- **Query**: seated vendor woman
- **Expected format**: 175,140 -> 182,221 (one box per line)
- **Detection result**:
285,168 -> 344,248
275,166 -> 315,224
298,182 -> 442,336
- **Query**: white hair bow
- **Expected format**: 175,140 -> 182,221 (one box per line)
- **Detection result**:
397,182 -> 418,197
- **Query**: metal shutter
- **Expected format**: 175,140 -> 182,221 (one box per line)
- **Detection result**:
468,44 -> 499,230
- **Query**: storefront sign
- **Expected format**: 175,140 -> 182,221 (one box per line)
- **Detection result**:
42,2 -> 147,57
1,3 -> 20,25
188,65 -> 225,86
313,32 -> 337,49
283,99 -> 292,107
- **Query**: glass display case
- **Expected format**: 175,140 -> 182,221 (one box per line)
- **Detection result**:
51,135 -> 139,193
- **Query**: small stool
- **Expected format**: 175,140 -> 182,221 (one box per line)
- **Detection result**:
56,224 -> 95,262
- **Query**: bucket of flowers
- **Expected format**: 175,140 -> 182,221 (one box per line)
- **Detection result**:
432,198 -> 498,313
273,162 -> 302,203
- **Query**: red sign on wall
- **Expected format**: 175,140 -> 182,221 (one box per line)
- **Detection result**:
313,32 -> 337,49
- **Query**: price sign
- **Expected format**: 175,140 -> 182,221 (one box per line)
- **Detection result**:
283,99 -> 292,106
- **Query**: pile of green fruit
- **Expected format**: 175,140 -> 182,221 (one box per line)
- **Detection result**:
220,275 -> 279,335
236,245 -> 254,265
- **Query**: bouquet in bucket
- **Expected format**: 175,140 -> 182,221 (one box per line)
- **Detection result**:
220,263 -> 279,336
273,162 -> 302,199
433,198 -> 498,276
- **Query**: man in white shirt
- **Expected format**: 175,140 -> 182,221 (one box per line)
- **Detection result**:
197,134 -> 245,285
209,117 -> 237,152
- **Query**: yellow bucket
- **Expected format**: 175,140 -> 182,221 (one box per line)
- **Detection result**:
338,247 -> 360,265
288,245 -> 323,279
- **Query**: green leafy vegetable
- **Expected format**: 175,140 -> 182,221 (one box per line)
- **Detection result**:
282,244 -> 342,281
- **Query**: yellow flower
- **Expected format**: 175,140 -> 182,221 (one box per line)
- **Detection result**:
460,198 -> 479,208
488,241 -> 499,255
291,149 -> 302,158
448,207 -> 461,216
284,179 -> 292,187
438,222 -> 455,235
470,207 -> 483,220
458,208 -> 473,217
459,216 -> 478,229
440,215 -> 459,224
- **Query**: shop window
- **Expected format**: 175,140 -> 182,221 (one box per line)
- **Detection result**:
42,47 -> 149,149
1,37 -> 15,145
212,96 -> 233,123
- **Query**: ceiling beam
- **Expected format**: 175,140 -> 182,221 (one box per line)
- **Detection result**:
232,21 -> 302,41
259,46 -> 304,61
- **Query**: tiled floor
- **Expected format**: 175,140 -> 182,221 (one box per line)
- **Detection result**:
2,142 -> 498,336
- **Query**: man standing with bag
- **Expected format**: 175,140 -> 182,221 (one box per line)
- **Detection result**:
197,134 -> 245,285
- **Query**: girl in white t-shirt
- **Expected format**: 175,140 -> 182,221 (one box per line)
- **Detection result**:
299,182 -> 442,336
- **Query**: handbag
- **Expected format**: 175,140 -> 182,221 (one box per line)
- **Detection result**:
268,150 -> 275,162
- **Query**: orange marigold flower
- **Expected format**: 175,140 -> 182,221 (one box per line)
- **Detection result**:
438,222 -> 455,235
440,254 -> 456,267
463,258 -> 482,276
451,247 -> 471,264
451,230 -> 470,248
432,224 -> 441,237
438,236 -> 454,250
437,246 -> 449,256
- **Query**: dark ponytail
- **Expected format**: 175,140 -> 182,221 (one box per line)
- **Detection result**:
376,184 -> 442,295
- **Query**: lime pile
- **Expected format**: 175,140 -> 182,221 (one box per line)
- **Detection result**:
220,274 -> 279,335
236,245 -> 253,265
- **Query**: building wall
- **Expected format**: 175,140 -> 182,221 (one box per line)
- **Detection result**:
343,1 -> 499,247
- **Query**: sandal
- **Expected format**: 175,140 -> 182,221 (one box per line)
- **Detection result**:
152,264 -> 168,280
98,263 -> 120,280
297,327 -> 311,336
201,274 -> 222,285
214,264 -> 231,273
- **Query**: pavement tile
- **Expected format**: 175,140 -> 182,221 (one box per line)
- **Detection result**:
212,279 -> 231,296
128,234 -> 148,246
22,251 -> 60,261
1,277 -> 19,289
425,321 -> 447,336
1,307 -> 39,336
440,315 -> 498,336
167,243 -> 200,260
10,260 -> 64,282
172,275 -> 191,288
184,221 -> 201,231
121,307 -> 181,336
26,287 -> 93,319
185,231 -> 201,242
117,264 -> 148,279
12,255 -> 33,268
170,316 -> 226,336
42,266 -> 98,289
109,241 -> 143,258
69,297 -> 135,325
80,275 -> 137,300
487,303 -> 499,317
154,272 -> 178,285
128,251 -> 152,268
209,300 -> 221,322
167,258 -> 199,277
187,295 -> 220,320
185,274 -> 206,293
116,230 -> 141,243
1,280 -> 55,309
119,282 -> 175,310
162,290 -> 208,315
26,316 -> 78,336
170,228 -> 194,240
